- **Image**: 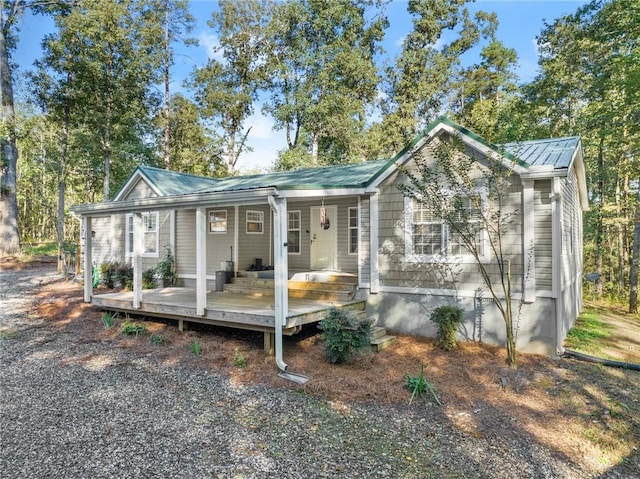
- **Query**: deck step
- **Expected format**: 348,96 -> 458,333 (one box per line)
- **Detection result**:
369,326 -> 387,341
371,334 -> 396,352
225,276 -> 356,301
369,325 -> 396,352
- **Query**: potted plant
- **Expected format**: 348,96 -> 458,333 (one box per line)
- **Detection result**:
154,246 -> 175,288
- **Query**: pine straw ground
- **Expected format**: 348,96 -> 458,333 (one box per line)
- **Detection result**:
14,262 -> 640,477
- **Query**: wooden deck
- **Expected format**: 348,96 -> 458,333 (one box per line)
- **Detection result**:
92,287 -> 366,335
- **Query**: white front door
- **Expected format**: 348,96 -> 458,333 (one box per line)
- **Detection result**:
310,205 -> 337,270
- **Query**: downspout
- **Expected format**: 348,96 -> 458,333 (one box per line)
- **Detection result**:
268,195 -> 309,384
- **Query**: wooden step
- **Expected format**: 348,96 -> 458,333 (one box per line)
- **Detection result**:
369,326 -> 387,341
371,334 -> 396,352
226,276 -> 356,301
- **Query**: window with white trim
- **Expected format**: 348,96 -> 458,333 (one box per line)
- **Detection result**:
209,210 -> 227,234
348,207 -> 358,254
407,196 -> 483,260
126,212 -> 159,258
287,210 -> 301,254
246,210 -> 264,234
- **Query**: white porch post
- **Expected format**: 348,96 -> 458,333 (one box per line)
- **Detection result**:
196,207 -> 207,316
234,205 -> 239,275
268,195 -> 289,372
132,212 -> 143,309
370,191 -> 380,294
522,180 -> 536,302
552,177 -> 564,352
82,216 -> 92,303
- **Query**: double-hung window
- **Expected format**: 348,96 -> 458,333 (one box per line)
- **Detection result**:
348,207 -> 358,254
407,196 -> 484,261
246,210 -> 264,234
287,210 -> 301,254
126,212 -> 159,258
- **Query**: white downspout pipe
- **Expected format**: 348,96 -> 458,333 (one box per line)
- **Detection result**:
268,195 -> 289,372
268,195 -> 309,384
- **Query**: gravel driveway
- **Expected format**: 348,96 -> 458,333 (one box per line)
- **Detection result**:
1,265 -> 592,478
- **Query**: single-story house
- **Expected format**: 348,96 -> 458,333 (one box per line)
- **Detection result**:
70,117 -> 588,374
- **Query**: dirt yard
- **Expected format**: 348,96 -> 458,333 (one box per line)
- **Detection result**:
3,259 -> 639,477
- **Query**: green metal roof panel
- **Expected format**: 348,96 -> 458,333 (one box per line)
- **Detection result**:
196,158 -> 391,193
501,137 -> 580,169
138,166 -> 220,196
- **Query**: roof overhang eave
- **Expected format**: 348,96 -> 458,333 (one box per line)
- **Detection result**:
70,187 -> 279,217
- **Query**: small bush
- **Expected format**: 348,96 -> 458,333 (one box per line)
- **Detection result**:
142,269 -> 157,289
233,348 -> 246,368
191,338 -> 202,356
429,305 -> 464,351
121,320 -> 147,337
102,312 -> 115,329
405,362 -> 441,406
318,307 -> 372,364
150,334 -> 164,346
99,261 -> 119,288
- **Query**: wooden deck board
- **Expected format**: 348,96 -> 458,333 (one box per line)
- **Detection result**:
91,287 -> 365,333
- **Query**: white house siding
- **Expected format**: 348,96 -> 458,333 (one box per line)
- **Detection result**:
205,207 -> 236,271
359,196 -> 371,286
534,180 -> 553,291
238,205 -> 272,271
124,179 -> 157,200
90,216 -> 113,264
175,209 -> 196,277
286,198 -> 359,275
558,168 -> 583,347
376,161 -> 525,293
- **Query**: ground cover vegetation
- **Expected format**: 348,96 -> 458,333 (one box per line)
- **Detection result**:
2,262 -> 635,477
1,0 -> 637,309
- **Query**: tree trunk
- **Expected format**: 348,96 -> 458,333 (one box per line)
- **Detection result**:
596,137 -> 604,298
0,6 -> 21,256
163,6 -> 170,169
629,192 -> 640,313
57,89 -> 70,275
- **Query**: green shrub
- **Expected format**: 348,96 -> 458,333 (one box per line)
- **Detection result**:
429,305 -> 464,351
191,338 -> 202,356
121,320 -> 147,337
318,307 -> 372,364
154,246 -> 175,286
102,312 -> 115,329
150,334 -> 164,346
142,269 -> 157,289
99,261 -> 119,288
404,362 -> 441,406
233,348 -> 246,368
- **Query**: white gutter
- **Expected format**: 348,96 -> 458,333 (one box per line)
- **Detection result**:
70,187 -> 278,216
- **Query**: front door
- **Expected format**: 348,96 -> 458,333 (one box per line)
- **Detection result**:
310,205 -> 337,270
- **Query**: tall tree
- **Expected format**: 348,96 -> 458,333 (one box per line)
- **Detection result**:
189,0 -> 270,175
151,0 -> 196,169
165,93 -> 223,176
525,0 -> 639,302
451,18 -> 518,141
381,0 -> 495,154
264,0 -> 387,167
43,0 -> 164,201
0,0 -> 25,255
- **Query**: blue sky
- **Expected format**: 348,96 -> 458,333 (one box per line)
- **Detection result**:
14,0 -> 587,172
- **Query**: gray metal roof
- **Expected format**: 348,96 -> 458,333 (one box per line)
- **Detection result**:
502,137 -> 580,169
